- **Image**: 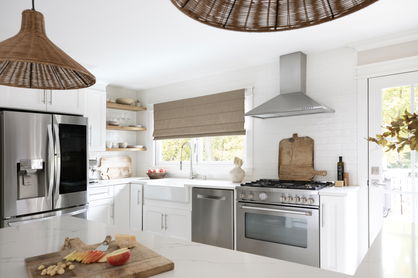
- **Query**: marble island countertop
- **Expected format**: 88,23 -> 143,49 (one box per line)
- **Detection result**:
1,216 -> 415,278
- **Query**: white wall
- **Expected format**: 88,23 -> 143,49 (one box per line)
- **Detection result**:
136,47 -> 358,183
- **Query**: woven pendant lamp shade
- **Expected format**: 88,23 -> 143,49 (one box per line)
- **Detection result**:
171,0 -> 378,32
0,10 -> 95,90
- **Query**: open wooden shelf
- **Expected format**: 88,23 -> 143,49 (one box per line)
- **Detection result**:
107,125 -> 146,131
106,147 -> 147,152
106,101 -> 147,111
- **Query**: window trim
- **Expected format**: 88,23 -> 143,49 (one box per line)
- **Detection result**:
153,88 -> 254,173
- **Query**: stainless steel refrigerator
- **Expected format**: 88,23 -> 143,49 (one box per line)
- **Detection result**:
0,110 -> 88,227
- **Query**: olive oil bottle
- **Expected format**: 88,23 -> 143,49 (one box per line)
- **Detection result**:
337,156 -> 344,181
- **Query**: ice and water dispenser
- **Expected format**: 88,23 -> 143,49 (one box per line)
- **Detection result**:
17,159 -> 46,200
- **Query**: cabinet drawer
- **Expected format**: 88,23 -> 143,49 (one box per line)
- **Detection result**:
88,186 -> 114,201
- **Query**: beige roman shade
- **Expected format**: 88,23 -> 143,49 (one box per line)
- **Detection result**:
153,89 -> 245,140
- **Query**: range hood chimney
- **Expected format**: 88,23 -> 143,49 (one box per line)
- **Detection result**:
245,52 -> 334,119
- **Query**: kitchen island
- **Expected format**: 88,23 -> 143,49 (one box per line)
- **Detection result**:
0,216 -> 415,278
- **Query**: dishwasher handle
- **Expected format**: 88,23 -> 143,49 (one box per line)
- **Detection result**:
196,194 -> 226,201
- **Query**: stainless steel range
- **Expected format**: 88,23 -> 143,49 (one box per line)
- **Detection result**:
236,179 -> 333,267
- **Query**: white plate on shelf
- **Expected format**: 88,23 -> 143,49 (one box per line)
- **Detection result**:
116,98 -> 136,105
107,121 -> 119,126
127,145 -> 145,149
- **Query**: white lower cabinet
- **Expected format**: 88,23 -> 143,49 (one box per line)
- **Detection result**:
143,206 -> 165,235
143,204 -> 191,241
87,198 -> 114,225
114,184 -> 131,230
320,190 -> 359,275
130,183 -> 143,231
87,183 -> 143,230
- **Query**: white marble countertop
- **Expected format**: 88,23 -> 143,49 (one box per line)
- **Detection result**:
0,216 -> 345,278
89,177 -> 238,190
319,185 -> 360,196
1,216 -> 415,278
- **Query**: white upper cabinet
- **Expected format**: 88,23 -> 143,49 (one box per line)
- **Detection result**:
0,86 -> 47,111
0,86 -> 85,115
84,89 -> 106,152
46,89 -> 85,115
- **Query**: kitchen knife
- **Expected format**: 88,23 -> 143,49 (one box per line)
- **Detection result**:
95,235 -> 112,252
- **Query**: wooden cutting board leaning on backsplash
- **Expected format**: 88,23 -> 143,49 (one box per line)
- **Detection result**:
99,156 -> 132,180
279,133 -> 327,181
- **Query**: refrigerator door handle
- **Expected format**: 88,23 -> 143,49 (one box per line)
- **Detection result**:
53,122 -> 61,205
47,124 -> 54,202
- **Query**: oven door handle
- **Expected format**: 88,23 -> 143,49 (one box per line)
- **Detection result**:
240,205 -> 312,216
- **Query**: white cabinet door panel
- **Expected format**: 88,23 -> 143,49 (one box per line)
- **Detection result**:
84,89 -> 106,152
47,90 -> 84,115
143,205 -> 164,235
130,183 -> 143,231
0,86 -> 46,111
165,208 -> 191,241
87,198 -> 114,225
114,184 -> 130,230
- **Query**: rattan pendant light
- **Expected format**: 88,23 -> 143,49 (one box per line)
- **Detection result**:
0,0 -> 95,89
171,0 -> 378,32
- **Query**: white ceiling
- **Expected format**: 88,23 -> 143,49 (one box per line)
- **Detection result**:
1,0 -> 418,90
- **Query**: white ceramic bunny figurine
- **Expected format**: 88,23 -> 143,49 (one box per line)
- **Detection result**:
230,157 -> 245,183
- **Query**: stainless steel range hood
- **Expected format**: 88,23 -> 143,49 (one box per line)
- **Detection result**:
245,52 -> 334,119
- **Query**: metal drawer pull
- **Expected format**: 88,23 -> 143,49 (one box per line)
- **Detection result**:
240,205 -> 312,216
197,194 -> 226,201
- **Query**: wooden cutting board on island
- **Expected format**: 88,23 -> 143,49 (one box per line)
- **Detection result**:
25,237 -> 174,278
279,133 -> 327,181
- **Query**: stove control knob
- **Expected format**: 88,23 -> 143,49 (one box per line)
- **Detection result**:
259,192 -> 268,200
281,196 -> 287,202
295,196 -> 301,203
308,198 -> 315,205
239,193 -> 246,199
247,193 -> 254,199
301,197 -> 308,204
287,196 -> 294,202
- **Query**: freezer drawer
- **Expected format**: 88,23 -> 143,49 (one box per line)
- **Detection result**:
192,187 -> 234,249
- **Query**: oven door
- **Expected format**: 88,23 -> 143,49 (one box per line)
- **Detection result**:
236,202 -> 319,267
52,115 -> 88,210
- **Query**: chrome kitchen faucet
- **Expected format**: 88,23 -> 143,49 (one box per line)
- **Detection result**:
180,141 -> 197,179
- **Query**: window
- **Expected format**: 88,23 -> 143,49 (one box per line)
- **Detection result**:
157,135 -> 245,164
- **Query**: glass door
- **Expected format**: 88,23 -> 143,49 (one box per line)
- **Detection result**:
368,71 -> 418,245
53,115 -> 88,210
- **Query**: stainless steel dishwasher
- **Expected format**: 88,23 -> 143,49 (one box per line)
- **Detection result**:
192,187 -> 234,249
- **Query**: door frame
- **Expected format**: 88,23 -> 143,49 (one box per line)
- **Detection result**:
356,55 -> 418,254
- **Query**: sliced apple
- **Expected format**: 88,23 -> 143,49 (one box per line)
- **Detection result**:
98,248 -> 129,263
107,249 -> 131,266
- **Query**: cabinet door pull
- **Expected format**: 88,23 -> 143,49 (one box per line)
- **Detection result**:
137,190 -> 141,205
49,90 -> 53,104
321,204 -> 325,228
165,214 -> 168,231
42,90 -> 46,104
161,213 -> 164,230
